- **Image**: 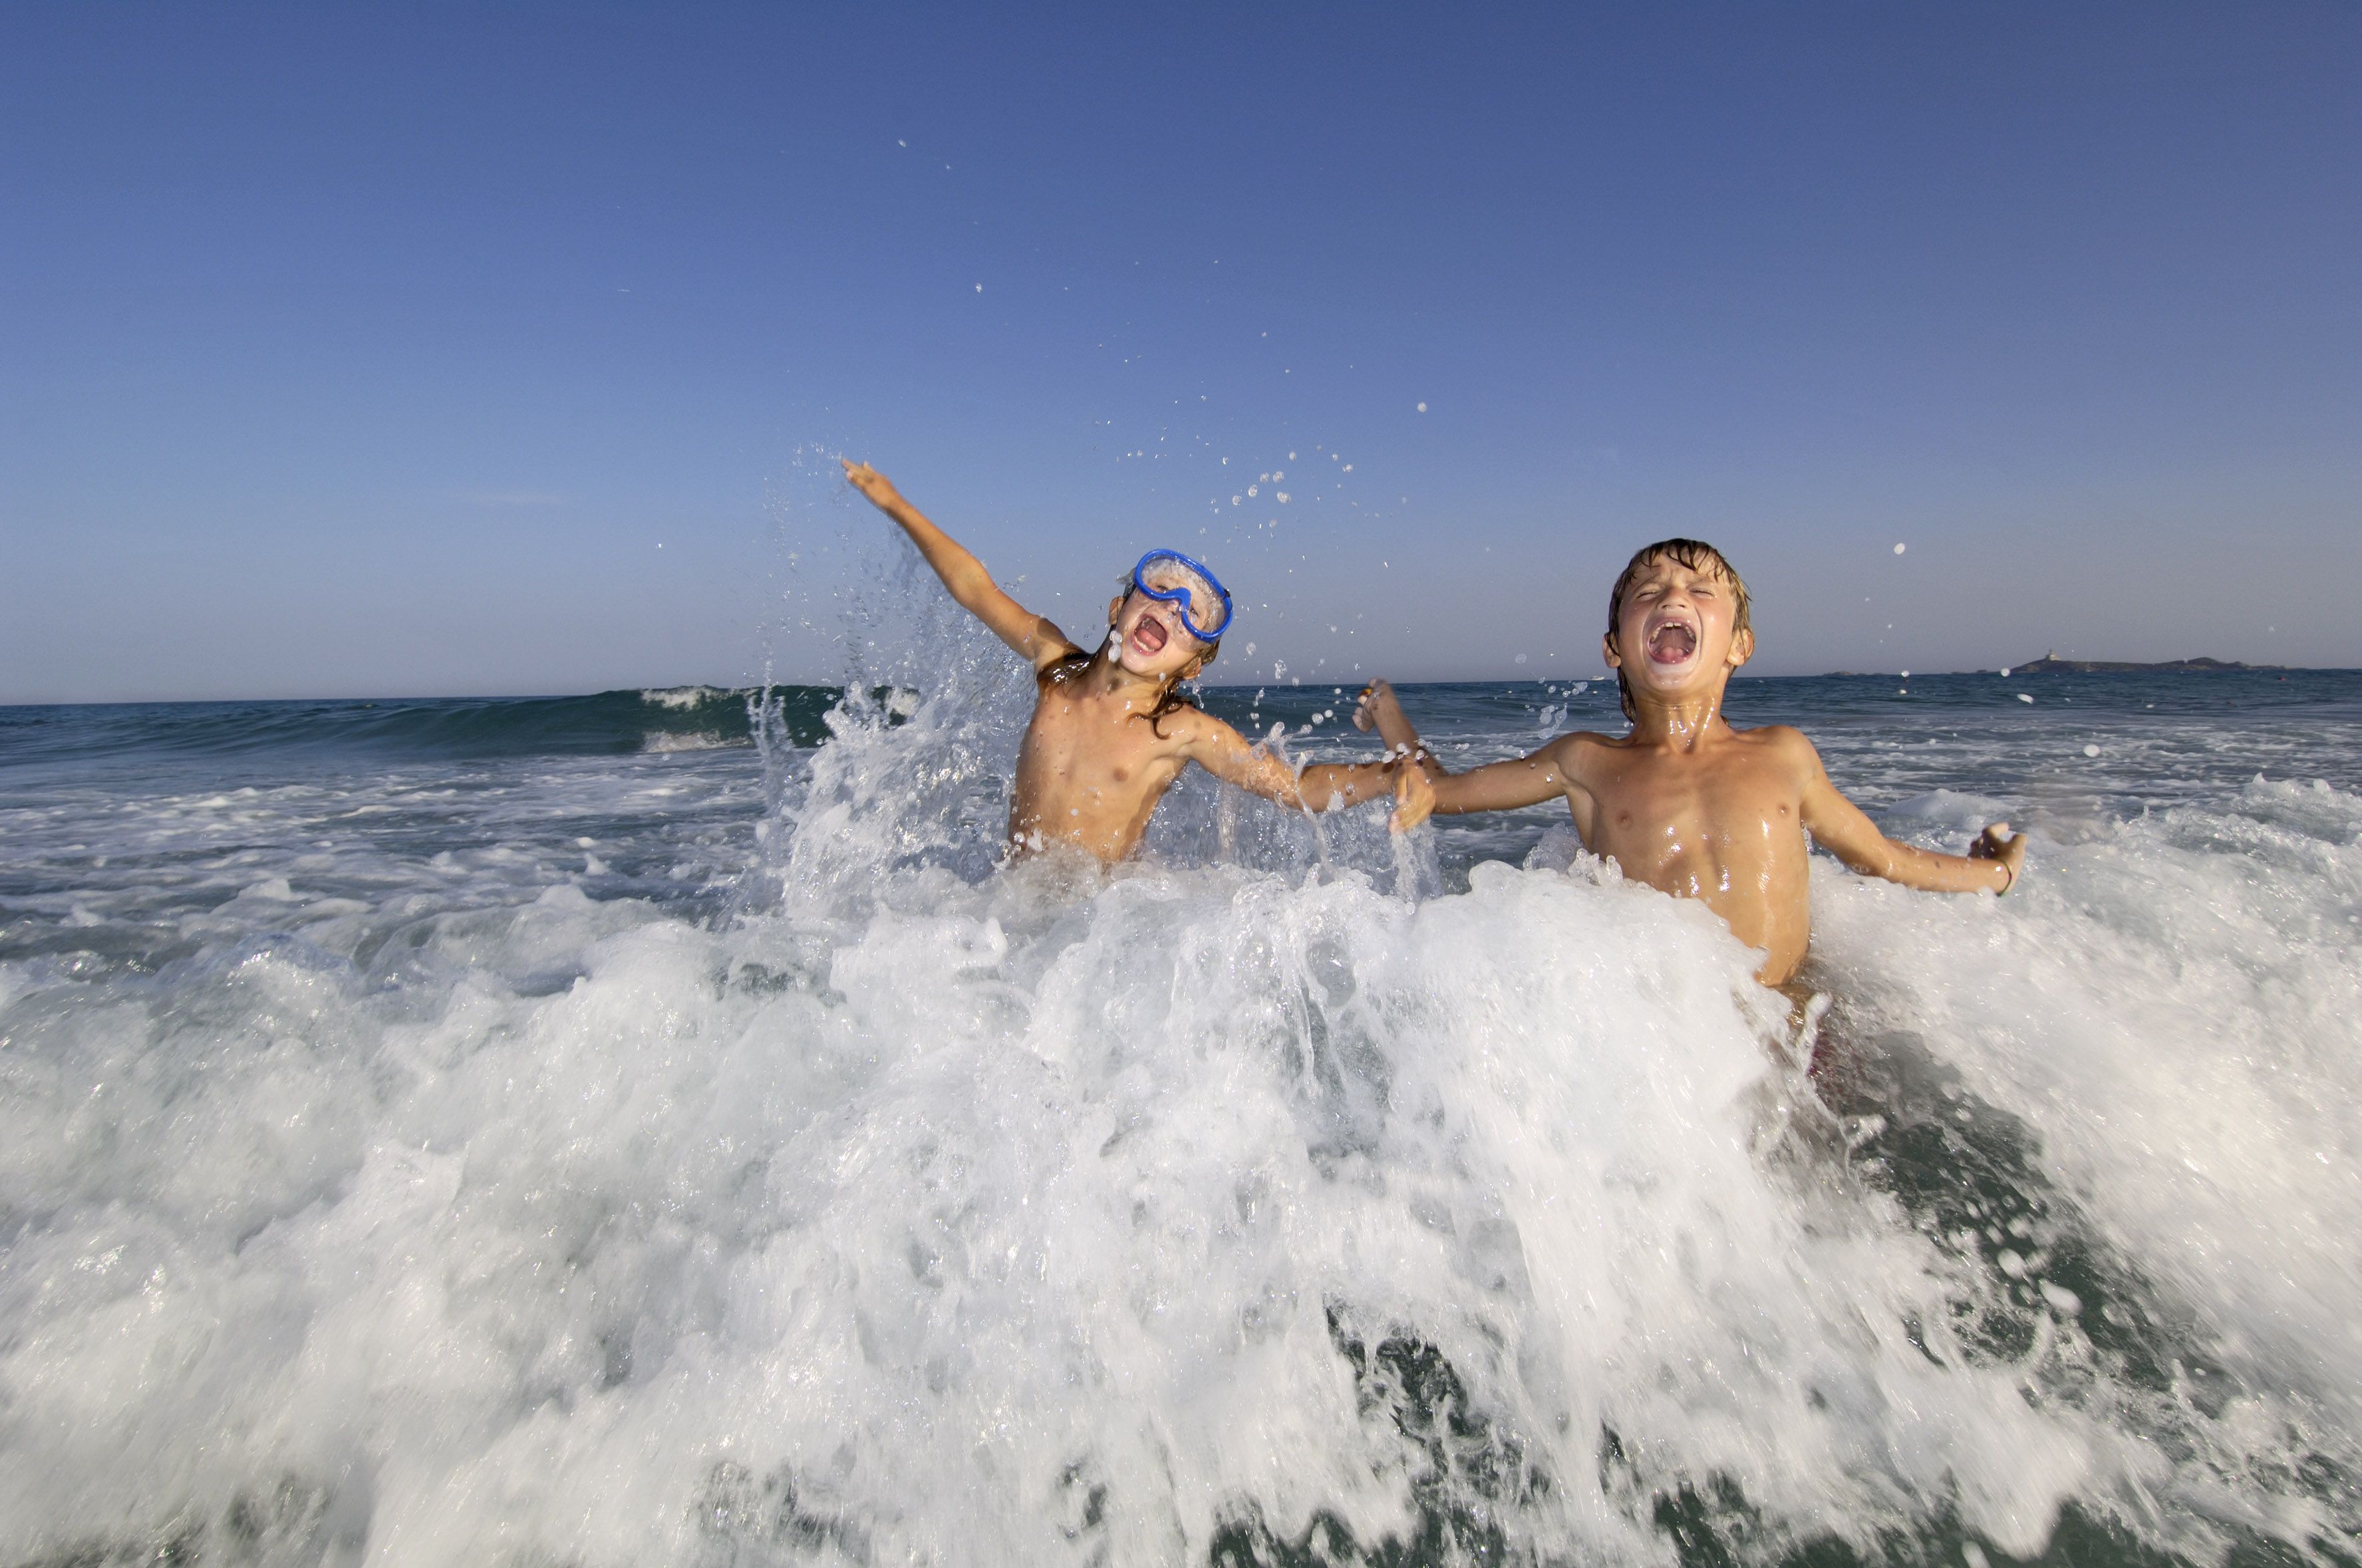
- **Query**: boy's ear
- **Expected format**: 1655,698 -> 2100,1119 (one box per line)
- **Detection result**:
1108,594 -> 1124,626
1726,626 -> 1755,669
1600,632 -> 1624,670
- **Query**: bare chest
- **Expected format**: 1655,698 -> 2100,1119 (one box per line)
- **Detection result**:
1016,695 -> 1179,800
1585,749 -> 1805,872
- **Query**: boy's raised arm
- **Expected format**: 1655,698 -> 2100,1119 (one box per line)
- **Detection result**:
1352,680 -> 1443,777
1793,733 -> 2025,894
843,460 -> 1080,671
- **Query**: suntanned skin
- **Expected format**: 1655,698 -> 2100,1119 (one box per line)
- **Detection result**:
1368,551 -> 2026,986
843,460 -> 1415,863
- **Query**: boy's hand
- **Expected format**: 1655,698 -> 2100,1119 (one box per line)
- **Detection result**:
1354,679 -> 1400,733
1967,822 -> 2028,893
1389,759 -> 1435,833
841,459 -> 902,508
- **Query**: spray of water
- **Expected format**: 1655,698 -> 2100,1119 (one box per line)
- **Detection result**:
2,559 -> 2357,1566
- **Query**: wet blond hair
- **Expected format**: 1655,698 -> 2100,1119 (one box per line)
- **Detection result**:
1605,539 -> 1752,722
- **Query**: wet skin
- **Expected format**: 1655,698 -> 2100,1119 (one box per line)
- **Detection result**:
843,461 -> 1413,862
1370,553 -> 2024,985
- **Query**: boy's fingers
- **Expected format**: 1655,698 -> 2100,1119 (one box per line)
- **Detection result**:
1970,822 -> 2013,856
1387,767 -> 1433,833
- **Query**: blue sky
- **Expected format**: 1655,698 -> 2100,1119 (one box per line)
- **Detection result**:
4,3 -> 2357,702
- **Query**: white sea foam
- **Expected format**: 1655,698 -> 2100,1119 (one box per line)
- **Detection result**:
641,684 -> 736,711
1814,779 -> 2362,1470
641,730 -> 738,753
0,832 -> 2094,1563
5,624 -> 2359,1561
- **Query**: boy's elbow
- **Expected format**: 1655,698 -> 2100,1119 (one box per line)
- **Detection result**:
1829,841 -> 1900,881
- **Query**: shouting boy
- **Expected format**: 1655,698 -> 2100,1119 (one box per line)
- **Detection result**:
843,460 -> 1416,862
1366,539 -> 2025,986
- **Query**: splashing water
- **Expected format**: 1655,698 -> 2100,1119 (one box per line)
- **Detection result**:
3,585 -> 2360,1563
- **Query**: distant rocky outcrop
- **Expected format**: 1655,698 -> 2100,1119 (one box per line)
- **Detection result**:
1992,652 -> 2281,674
1825,653 -> 2290,677
1819,652 -> 2293,677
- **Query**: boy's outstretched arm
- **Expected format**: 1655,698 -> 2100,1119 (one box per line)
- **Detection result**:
1387,737 -> 1584,833
1793,733 -> 2026,894
843,460 -> 1080,671
1181,713 -> 1421,829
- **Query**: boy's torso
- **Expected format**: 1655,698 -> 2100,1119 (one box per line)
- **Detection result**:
1564,725 -> 1815,981
1008,684 -> 1190,861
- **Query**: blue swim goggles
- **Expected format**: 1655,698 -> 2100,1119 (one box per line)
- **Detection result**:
1131,549 -> 1235,642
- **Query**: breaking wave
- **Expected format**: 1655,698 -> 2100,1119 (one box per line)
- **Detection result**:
3,602 -> 2358,1563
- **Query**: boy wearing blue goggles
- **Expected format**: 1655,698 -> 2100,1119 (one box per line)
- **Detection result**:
844,459 -> 1419,864
1128,549 -> 1233,643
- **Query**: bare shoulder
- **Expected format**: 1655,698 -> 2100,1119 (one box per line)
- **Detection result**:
1162,700 -> 1242,753
1732,723 -> 1827,780
1548,727 -> 1628,777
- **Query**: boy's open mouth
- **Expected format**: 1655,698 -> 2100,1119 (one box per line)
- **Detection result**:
1131,615 -> 1171,656
1646,620 -> 1697,664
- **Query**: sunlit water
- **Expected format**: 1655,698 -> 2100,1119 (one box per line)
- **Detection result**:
4,624 -> 2359,1565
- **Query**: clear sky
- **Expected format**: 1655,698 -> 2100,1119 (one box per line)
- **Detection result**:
5,3 -> 2357,702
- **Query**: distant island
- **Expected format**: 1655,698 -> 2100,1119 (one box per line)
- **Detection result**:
1984,652 -> 2285,674
1820,652 -> 2291,677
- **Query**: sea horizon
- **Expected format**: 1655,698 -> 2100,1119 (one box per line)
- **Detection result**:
9,658 -> 2359,714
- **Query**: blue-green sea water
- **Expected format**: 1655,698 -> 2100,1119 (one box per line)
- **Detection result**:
3,664 -> 2359,1566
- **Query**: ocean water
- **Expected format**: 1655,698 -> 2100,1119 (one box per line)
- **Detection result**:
4,638 -> 2360,1566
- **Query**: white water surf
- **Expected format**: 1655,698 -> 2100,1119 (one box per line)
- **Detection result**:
3,624 -> 2357,1565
